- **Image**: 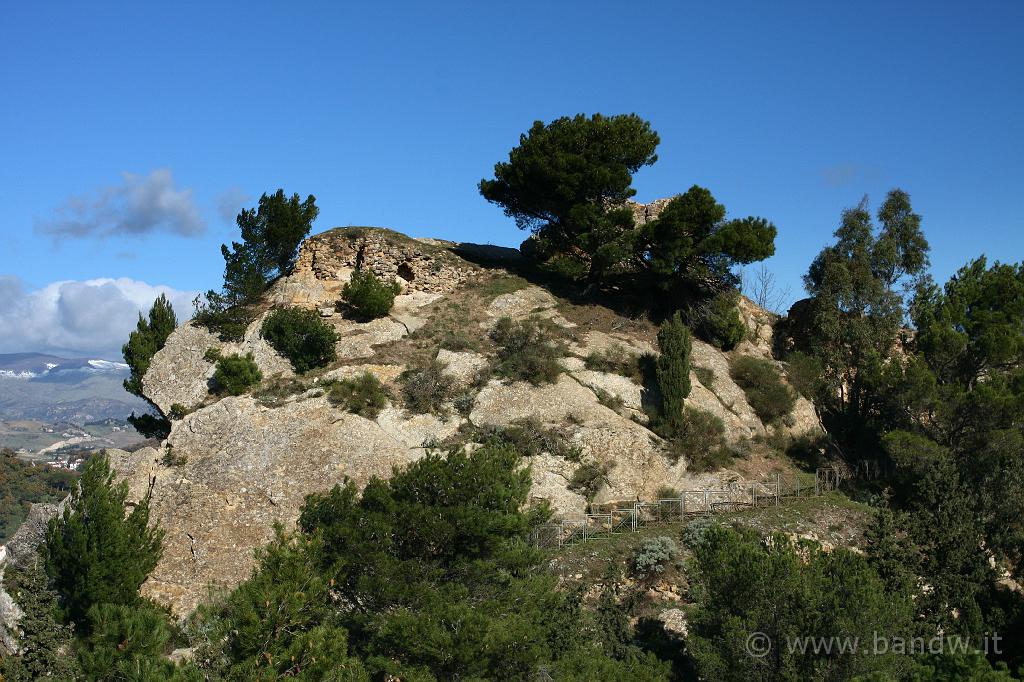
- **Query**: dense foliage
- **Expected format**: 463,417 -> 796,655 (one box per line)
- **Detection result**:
687,525 -> 915,682
42,452 -> 163,631
399,358 -> 455,415
260,306 -> 339,373
480,113 -> 659,283
0,449 -> 76,543
122,293 -> 178,397
640,185 -> 776,294
0,560 -> 80,681
729,355 -> 796,423
341,269 -> 401,321
685,289 -> 747,351
193,443 -> 669,680
212,352 -> 262,395
489,316 -> 563,385
328,372 -> 390,418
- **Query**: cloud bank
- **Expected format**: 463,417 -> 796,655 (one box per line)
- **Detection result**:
35,169 -> 206,240
0,276 -> 198,359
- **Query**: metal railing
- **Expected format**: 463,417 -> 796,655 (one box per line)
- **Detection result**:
531,469 -> 838,549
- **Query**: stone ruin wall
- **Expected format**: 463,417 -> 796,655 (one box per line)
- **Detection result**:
297,230 -> 479,294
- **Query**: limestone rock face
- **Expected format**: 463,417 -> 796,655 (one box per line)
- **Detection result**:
142,323 -> 220,415
111,396 -> 424,615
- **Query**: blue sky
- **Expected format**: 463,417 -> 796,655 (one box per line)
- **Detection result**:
1,1 -> 1021,357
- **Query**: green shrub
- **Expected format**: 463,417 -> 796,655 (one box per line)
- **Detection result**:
161,444 -> 187,467
489,316 -> 563,385
472,417 -> 582,462
655,312 -> 692,437
730,355 -> 796,423
168,403 -> 190,420
584,346 -> 642,380
203,347 -> 222,362
664,407 -> 731,472
568,460 -> 612,501
253,377 -> 308,407
632,536 -> 679,579
213,353 -> 262,396
687,290 -> 746,351
341,269 -> 400,321
681,517 -> 719,548
328,373 -> 390,418
192,304 -> 257,342
260,307 -> 339,373
594,387 -> 625,412
77,602 -> 179,681
400,359 -> 455,415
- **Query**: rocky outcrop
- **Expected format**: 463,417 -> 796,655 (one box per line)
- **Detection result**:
269,228 -> 481,308
111,395 -> 431,615
113,226 -> 823,616
0,501 -> 62,655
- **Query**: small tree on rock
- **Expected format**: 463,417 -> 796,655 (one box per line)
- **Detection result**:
122,294 -> 177,396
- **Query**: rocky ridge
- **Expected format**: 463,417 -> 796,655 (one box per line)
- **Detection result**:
22,224 -> 821,616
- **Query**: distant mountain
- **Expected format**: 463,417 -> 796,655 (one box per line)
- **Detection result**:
0,353 -> 150,424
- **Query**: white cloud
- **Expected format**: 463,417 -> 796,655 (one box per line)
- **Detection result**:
0,276 -> 197,359
35,169 -> 206,239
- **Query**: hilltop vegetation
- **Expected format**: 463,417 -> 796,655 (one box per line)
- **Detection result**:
3,112 -> 1024,680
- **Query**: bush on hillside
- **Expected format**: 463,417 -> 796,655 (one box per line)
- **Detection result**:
664,406 -> 730,472
400,359 -> 455,415
489,316 -> 563,385
568,460 -> 613,501
632,536 -> 679,579
471,417 -> 583,462
328,373 -> 390,418
341,269 -> 401,321
260,307 -> 339,373
686,290 -> 746,351
584,345 -> 643,381
213,353 -> 262,396
730,355 -> 796,423
192,304 -> 258,342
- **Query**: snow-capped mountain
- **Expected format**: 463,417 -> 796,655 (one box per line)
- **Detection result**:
0,353 -> 130,380
0,353 -> 148,424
